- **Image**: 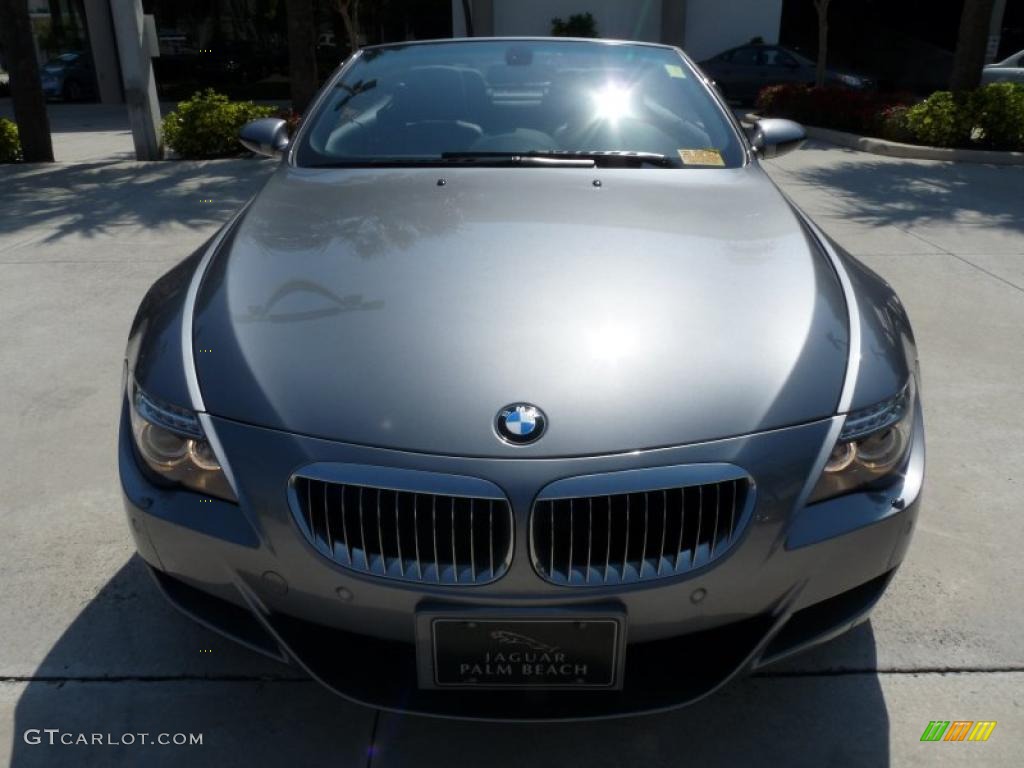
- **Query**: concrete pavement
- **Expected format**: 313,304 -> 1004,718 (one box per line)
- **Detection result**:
0,140 -> 1021,766
0,102 -> 141,163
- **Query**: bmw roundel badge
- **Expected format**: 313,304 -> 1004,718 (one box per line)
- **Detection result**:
495,403 -> 547,445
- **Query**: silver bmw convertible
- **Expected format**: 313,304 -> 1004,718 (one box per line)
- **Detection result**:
119,38 -> 924,719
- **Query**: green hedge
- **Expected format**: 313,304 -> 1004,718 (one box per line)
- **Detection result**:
758,82 -> 1024,152
901,84 -> 1024,150
0,118 -> 21,163
960,82 -> 1023,150
162,89 -> 275,159
902,91 -> 975,148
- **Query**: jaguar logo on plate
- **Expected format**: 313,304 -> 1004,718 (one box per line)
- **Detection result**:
429,618 -> 622,689
495,403 -> 547,445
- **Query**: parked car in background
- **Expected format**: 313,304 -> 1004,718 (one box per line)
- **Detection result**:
40,52 -> 97,101
982,50 -> 1024,84
699,44 -> 873,103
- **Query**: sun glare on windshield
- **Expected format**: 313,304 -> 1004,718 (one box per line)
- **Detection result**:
590,83 -> 634,123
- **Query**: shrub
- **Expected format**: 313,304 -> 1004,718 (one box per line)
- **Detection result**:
755,84 -> 912,136
758,81 -> 1024,151
971,82 -> 1024,150
903,91 -> 975,148
162,89 -> 275,159
878,104 -> 913,143
551,12 -> 598,37
0,118 -> 21,163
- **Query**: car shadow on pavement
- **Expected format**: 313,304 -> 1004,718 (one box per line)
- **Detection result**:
0,159 -> 276,246
9,556 -> 891,767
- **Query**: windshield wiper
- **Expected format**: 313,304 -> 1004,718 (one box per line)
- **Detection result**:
437,152 -> 595,167
440,151 -> 674,168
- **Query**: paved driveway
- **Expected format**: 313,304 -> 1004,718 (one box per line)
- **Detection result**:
0,143 -> 1021,767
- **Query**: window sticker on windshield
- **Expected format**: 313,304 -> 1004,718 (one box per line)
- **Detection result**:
678,149 -> 725,166
664,64 -> 687,79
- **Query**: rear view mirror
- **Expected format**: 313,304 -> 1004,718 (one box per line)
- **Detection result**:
239,117 -> 290,158
751,118 -> 806,159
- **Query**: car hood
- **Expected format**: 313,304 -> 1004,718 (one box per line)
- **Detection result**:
193,164 -> 849,457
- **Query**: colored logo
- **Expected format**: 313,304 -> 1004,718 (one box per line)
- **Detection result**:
920,721 -> 997,742
495,403 -> 546,445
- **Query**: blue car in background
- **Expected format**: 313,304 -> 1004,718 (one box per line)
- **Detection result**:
40,52 -> 97,101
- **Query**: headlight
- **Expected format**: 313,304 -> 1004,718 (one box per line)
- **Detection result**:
837,73 -> 864,87
808,379 -> 916,504
129,382 -> 237,502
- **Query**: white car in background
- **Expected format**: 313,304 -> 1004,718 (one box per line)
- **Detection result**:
982,50 -> 1024,84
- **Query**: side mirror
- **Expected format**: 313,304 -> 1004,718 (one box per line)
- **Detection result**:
751,118 -> 806,159
239,117 -> 290,158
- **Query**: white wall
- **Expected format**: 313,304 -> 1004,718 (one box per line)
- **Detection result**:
492,0 -> 664,43
683,0 -> 782,61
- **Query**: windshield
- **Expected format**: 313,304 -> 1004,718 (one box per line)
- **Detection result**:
44,53 -> 79,70
296,40 -> 744,169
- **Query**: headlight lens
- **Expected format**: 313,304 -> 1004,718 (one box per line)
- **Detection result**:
837,73 -> 863,87
129,382 -> 237,502
808,379 -> 915,504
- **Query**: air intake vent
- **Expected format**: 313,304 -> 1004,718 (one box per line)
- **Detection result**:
292,475 -> 513,585
531,477 -> 751,586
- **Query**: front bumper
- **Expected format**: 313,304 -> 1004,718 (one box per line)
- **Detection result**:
119,396 -> 924,719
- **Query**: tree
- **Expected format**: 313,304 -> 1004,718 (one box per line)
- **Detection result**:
0,0 -> 55,162
287,0 -> 318,113
813,0 -> 832,87
950,0 -> 997,91
47,0 -> 65,50
335,0 -> 361,53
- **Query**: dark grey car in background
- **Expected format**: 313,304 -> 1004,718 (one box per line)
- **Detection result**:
699,43 -> 873,103
40,51 -> 98,101
120,38 -> 924,719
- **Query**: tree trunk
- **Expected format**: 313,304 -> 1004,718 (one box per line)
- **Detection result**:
337,0 -> 360,53
286,0 -> 317,113
0,0 -> 55,162
48,0 -> 64,49
950,0 -> 997,90
67,0 -> 86,42
814,0 -> 831,88
461,0 -> 474,36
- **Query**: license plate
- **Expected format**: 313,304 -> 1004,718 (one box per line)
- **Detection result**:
420,616 -> 624,689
